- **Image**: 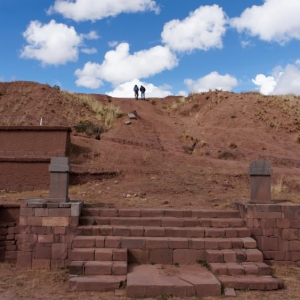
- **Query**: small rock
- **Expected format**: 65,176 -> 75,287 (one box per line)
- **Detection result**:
133,193 -> 138,197
126,194 -> 131,198
224,287 -> 236,297
163,201 -> 169,205
114,181 -> 118,184
124,121 -> 131,125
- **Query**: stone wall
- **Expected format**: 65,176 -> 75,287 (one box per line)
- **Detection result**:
17,200 -> 82,269
0,126 -> 71,191
0,204 -> 19,262
235,201 -> 300,266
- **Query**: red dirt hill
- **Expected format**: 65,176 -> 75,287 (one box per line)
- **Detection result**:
0,81 -> 300,208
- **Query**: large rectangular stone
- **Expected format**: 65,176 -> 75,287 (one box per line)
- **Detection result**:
42,217 -> 69,227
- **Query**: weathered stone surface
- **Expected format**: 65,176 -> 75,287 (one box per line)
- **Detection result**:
42,217 -> 69,227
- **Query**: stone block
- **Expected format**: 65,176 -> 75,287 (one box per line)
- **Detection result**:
291,220 -> 300,229
168,238 -> 189,249
70,202 -> 82,216
130,226 -> 144,236
113,249 -> 127,261
121,237 -> 145,249
17,252 -> 32,269
32,259 -> 50,269
173,249 -> 205,264
226,263 -> 244,275
100,226 -> 113,236
71,249 -> 95,261
209,263 -> 228,275
205,250 -> 223,263
113,227 -> 131,237
38,234 -> 54,243
48,208 -> 71,217
245,249 -> 263,262
118,209 -> 140,217
34,208 -> 49,217
95,249 -> 113,261
73,236 -> 95,248
53,227 -> 66,235
42,217 -> 69,227
145,238 -> 168,249
186,228 -> 204,238
139,218 -> 161,227
217,239 -> 232,250
165,228 -> 186,237
20,207 -> 34,217
242,263 -> 259,275
144,227 -> 165,237
282,229 -> 298,240
205,228 -> 225,238
112,261 -> 127,275
128,249 -> 149,264
85,261 -> 112,275
27,217 -> 42,226
162,218 -> 184,227
241,237 -> 257,249
149,249 -> 173,264
105,236 -> 121,248
235,249 -> 247,262
52,243 -> 67,260
140,209 -> 164,217
276,219 -> 291,229
69,261 -> 84,275
98,208 -> 118,217
222,250 -> 236,263
95,236 -> 105,248
18,234 -> 37,243
34,246 -> 52,259
204,239 -> 219,250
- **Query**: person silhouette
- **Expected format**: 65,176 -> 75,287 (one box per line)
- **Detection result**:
133,85 -> 139,100
140,85 -> 146,100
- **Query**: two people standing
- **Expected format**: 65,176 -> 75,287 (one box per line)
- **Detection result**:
133,85 -> 146,100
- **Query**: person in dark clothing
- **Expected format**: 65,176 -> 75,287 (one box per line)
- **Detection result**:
133,85 -> 139,100
140,85 -> 146,100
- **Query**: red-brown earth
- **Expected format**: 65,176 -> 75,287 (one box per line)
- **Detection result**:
0,81 -> 300,299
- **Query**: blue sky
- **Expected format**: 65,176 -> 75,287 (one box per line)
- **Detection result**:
1,0 -> 300,97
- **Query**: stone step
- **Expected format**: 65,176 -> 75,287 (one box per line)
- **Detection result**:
217,275 -> 284,291
76,225 -> 251,238
69,275 -> 126,292
72,236 -> 256,251
71,248 -> 127,262
81,208 -> 241,219
79,216 -> 245,227
209,262 -> 272,276
126,264 -> 221,298
69,260 -> 127,276
205,248 -> 263,264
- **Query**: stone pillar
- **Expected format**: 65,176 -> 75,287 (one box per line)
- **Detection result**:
17,199 -> 82,269
48,157 -> 70,203
248,161 -> 272,204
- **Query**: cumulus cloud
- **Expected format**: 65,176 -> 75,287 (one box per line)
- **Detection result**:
161,5 -> 227,52
252,74 -> 277,95
75,43 -> 178,88
184,72 -> 238,93
108,41 -> 118,47
106,79 -> 172,98
20,20 -> 82,66
253,64 -> 300,95
48,0 -> 160,22
231,0 -> 300,44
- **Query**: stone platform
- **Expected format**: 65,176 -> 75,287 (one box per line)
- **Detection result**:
126,264 -> 221,298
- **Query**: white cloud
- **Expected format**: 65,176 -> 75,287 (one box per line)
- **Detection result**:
252,74 -> 277,95
20,20 -> 82,66
177,90 -> 188,97
108,41 -> 118,47
106,79 -> 172,98
296,60 -> 300,65
81,48 -> 97,54
161,5 -> 227,52
0,77 -> 4,82
231,0 -> 300,44
184,72 -> 238,93
253,64 -> 300,95
48,0 -> 160,22
81,31 -> 99,40
75,43 -> 178,88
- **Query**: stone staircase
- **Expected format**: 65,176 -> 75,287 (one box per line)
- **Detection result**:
68,208 -> 283,297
